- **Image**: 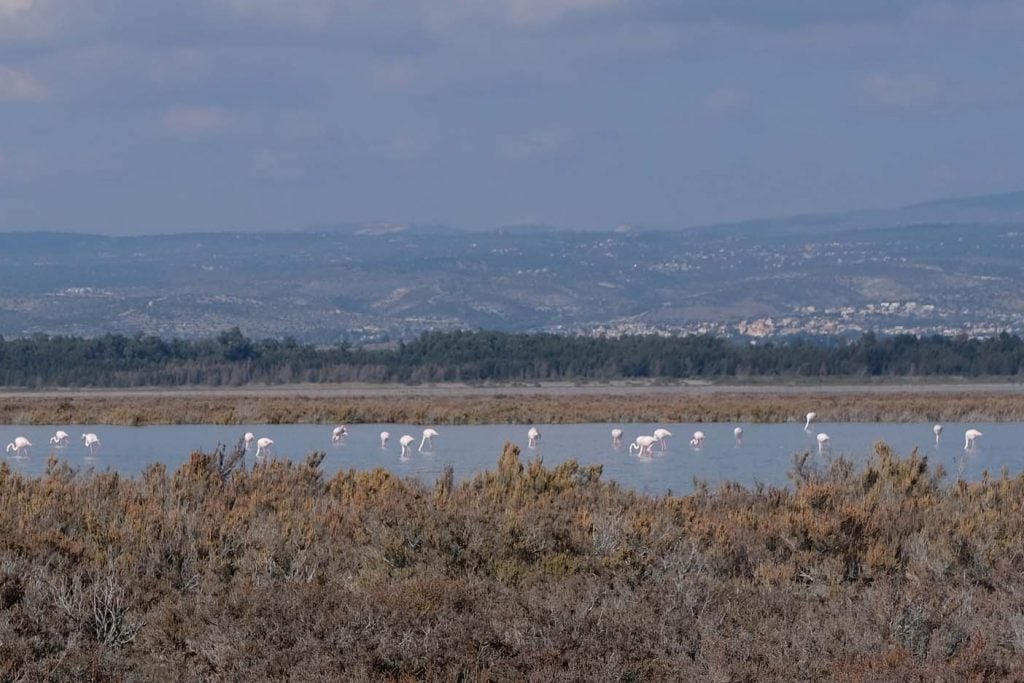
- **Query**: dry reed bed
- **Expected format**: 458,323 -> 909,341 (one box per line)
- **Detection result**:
1,442 -> 1023,679
3,391 -> 1024,426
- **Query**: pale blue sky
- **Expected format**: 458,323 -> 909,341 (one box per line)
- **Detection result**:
1,0 -> 1023,233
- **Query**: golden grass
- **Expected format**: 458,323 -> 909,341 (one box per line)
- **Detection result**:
2,390 -> 1024,425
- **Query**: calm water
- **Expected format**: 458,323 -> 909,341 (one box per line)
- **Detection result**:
0,423 -> 1015,495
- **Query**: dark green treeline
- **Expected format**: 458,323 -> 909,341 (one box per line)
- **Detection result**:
1,329 -> 1023,387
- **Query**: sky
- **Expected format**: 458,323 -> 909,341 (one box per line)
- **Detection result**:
1,0 -> 1023,234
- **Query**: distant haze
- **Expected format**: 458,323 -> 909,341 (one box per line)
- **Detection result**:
2,1 -> 1024,234
1,192 -> 1024,342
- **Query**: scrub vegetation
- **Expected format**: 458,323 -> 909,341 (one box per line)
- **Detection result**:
1,442 -> 1023,679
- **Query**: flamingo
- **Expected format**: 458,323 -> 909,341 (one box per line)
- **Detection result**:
804,412 -> 817,431
243,432 -> 255,451
629,435 -> 657,457
734,426 -> 743,445
399,435 -> 415,458
933,424 -> 943,445
5,436 -> 31,457
255,437 -> 274,458
690,431 -> 705,449
653,428 -> 672,451
50,430 -> 70,447
380,431 -> 390,448
82,433 -> 101,456
527,427 -> 540,449
419,428 -> 439,452
964,429 -> 983,451
611,428 -> 623,447
816,433 -> 830,455
331,425 -> 348,444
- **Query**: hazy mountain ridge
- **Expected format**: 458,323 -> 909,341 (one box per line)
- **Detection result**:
2,193 -> 1023,342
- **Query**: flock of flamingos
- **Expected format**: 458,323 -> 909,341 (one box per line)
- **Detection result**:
2,412 -> 986,460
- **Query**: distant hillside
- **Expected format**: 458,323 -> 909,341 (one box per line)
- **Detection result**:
685,190 -> 1024,238
1,192 -> 1023,342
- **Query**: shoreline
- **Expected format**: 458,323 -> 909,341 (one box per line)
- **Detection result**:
2,378 -> 1024,398
2,383 -> 1024,424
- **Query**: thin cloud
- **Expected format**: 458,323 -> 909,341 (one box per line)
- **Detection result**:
213,0 -> 628,34
859,72 -> 1023,111
385,134 -> 429,160
860,73 -> 948,110
371,62 -> 416,91
703,87 -> 749,115
491,0 -> 624,28
162,106 -> 230,135
419,0 -> 624,31
213,0 -> 339,29
498,130 -> 570,160
0,0 -> 69,42
0,148 -> 40,180
0,65 -> 50,102
0,0 -> 34,16
250,148 -> 307,182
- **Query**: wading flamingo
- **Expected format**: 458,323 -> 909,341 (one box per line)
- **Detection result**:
332,426 -> 348,443
50,430 -> 70,447
734,426 -> 743,445
255,437 -> 274,458
82,433 -> 101,456
629,435 -> 657,457
690,431 -> 705,449
399,435 -> 415,458
419,428 -> 439,452
816,433 -> 830,455
243,432 -> 255,451
528,427 -> 540,449
611,428 -> 623,447
5,436 -> 31,457
804,412 -> 817,431
933,424 -> 943,445
964,429 -> 983,451
380,431 -> 390,448
653,428 -> 672,451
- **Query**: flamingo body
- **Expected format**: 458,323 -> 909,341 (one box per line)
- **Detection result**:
653,428 -> 672,451
816,433 -> 830,454
629,435 -> 657,457
733,426 -> 743,445
964,429 -> 983,451
332,426 -> 348,443
804,412 -> 817,431
611,428 -> 623,447
399,435 -> 415,458
380,431 -> 390,448
255,437 -> 274,458
527,427 -> 540,449
419,428 -> 439,452
6,436 -> 31,457
82,433 -> 101,455
50,430 -> 70,447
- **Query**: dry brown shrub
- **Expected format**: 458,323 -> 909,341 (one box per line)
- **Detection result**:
0,441 -> 1023,678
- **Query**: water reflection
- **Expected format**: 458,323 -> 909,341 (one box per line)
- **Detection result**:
0,423 -> 1016,496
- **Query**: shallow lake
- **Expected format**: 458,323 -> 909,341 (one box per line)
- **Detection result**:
0,423 -> 1014,495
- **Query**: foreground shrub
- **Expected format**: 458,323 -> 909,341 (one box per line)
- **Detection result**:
1,441 -> 1023,679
